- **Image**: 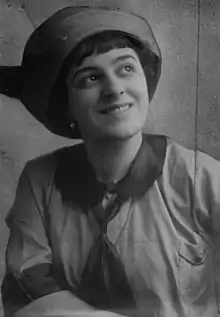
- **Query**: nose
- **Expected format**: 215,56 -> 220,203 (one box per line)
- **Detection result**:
101,74 -> 125,101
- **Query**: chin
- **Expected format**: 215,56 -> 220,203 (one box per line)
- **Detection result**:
80,119 -> 145,140
102,126 -> 144,140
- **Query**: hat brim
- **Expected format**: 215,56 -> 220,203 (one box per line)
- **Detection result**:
0,66 -> 22,99
2,7 -> 162,139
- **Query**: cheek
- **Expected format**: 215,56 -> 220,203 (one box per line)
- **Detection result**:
69,88 -> 100,108
68,90 -> 90,116
68,88 -> 101,127
132,72 -> 148,96
132,81 -> 149,106
133,78 -> 149,119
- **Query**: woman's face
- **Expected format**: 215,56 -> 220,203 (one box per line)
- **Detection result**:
66,47 -> 149,140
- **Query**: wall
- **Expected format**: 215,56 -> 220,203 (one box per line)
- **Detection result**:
197,0 -> 220,159
0,0 -> 220,314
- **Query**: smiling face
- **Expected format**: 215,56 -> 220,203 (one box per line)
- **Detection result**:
66,47 -> 149,141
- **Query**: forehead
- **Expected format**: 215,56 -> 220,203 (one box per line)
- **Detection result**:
68,47 -> 140,75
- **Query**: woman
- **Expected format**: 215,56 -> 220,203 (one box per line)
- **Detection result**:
1,4 -> 220,317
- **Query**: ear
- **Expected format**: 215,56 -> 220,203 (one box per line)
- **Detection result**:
64,106 -> 76,126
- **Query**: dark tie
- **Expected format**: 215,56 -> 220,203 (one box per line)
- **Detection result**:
77,193 -> 136,311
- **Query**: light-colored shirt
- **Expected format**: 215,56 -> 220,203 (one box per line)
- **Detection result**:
3,134 -> 220,317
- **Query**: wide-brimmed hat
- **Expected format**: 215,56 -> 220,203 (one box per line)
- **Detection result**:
0,5 -> 162,139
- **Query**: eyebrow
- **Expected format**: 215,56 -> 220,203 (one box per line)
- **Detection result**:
71,54 -> 137,79
113,54 -> 137,64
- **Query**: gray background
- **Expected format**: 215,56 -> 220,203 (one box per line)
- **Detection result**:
0,0 -> 220,314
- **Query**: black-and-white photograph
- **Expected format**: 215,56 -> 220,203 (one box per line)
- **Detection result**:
0,0 -> 220,316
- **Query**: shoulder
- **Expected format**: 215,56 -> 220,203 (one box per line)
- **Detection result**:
165,138 -> 195,177
163,137 -> 220,183
23,142 -> 85,187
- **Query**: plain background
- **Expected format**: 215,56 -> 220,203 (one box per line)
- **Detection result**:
0,0 -> 220,314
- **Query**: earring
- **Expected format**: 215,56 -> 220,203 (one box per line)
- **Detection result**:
70,122 -> 76,129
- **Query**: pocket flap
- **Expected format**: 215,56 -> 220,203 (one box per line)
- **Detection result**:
178,241 -> 209,266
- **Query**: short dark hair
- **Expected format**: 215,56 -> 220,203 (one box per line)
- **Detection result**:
64,30 -> 154,73
48,30 -> 159,137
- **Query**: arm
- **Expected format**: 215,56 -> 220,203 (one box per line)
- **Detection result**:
2,163 -> 64,316
2,163 -> 127,317
165,140 -> 220,240
14,292 -> 127,317
192,150 -> 220,240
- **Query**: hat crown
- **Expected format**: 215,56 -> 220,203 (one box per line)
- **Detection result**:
2,4 -> 162,139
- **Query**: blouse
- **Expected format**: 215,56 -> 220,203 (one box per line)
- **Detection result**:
2,134 -> 220,317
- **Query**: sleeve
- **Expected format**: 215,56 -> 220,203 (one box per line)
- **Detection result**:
192,150 -> 220,306
165,140 -> 220,241
2,160 -> 128,317
1,162 -> 63,316
193,150 -> 220,241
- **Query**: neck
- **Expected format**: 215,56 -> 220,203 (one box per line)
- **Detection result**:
83,133 -> 143,185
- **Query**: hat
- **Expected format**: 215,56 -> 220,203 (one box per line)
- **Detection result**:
0,5 -> 162,139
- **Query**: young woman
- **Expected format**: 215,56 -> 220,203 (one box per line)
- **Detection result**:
1,4 -> 220,317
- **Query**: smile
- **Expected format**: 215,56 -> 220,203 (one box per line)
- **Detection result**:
99,103 -> 133,115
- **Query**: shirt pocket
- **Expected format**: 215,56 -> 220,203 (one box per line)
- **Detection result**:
176,238 -> 215,306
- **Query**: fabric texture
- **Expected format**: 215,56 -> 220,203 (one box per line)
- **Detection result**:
77,195 -> 137,310
2,134 -> 220,317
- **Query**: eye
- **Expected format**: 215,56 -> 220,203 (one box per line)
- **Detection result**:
86,75 -> 98,82
74,74 -> 101,88
120,64 -> 136,75
124,65 -> 133,72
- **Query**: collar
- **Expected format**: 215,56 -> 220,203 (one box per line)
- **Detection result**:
55,134 -> 167,208
115,133 -> 167,199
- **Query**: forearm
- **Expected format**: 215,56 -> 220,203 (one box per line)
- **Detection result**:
2,264 -> 64,316
14,291 -> 127,317
3,269 -> 127,317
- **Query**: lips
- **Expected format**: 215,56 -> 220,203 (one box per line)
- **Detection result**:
99,103 -> 133,115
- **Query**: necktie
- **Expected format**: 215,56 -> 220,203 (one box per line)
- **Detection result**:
77,193 -> 136,311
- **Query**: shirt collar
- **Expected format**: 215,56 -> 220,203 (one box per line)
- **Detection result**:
115,134 -> 167,199
81,134 -> 167,203
55,134 -> 167,208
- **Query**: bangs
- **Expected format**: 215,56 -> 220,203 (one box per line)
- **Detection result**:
69,30 -> 145,68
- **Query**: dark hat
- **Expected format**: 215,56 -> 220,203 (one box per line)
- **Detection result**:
0,5 -> 162,139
